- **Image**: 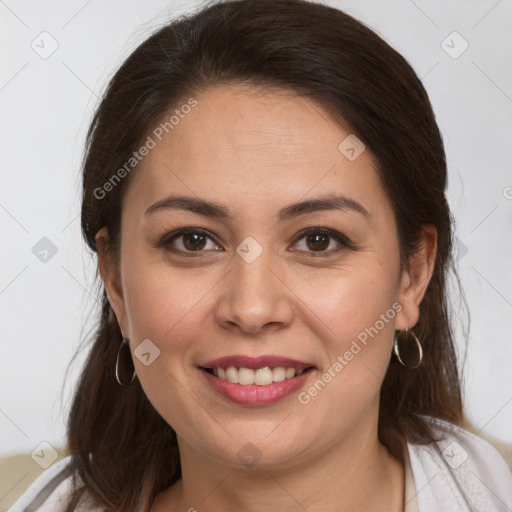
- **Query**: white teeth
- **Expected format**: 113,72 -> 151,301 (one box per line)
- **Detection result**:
285,367 -> 296,379
254,367 -> 273,386
238,367 -> 255,385
226,366 -> 238,384
272,366 -> 286,382
211,365 -> 307,386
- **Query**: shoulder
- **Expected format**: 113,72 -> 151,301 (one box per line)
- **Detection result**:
406,416 -> 512,512
6,455 -> 98,512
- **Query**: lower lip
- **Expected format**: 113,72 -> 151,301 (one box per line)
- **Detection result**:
201,369 -> 313,406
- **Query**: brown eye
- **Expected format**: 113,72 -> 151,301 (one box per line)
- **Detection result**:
304,232 -> 330,251
161,228 -> 222,256
292,227 -> 353,257
182,232 -> 207,251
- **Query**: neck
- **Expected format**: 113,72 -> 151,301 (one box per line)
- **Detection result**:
157,421 -> 405,512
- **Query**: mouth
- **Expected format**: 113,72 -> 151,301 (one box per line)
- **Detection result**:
198,356 -> 316,406
201,365 -> 313,385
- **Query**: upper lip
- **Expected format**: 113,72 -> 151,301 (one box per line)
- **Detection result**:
200,355 -> 315,370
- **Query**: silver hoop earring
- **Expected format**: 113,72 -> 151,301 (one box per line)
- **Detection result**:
393,327 -> 423,369
115,336 -> 136,387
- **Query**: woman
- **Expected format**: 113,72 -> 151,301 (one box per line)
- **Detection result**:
9,0 -> 512,510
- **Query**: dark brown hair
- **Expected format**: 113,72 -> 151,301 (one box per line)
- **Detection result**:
65,0 -> 466,509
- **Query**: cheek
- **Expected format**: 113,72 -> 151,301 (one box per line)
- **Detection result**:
121,252 -> 213,344
293,257 -> 400,413
298,257 -> 399,350
121,261 -> 214,435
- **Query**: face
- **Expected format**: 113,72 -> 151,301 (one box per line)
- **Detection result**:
97,84 -> 434,471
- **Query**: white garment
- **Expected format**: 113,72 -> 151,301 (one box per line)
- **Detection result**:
7,417 -> 512,511
404,438 -> 420,512
407,416 -> 512,511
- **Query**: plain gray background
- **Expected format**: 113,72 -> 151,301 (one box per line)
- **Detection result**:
1,0 -> 511,463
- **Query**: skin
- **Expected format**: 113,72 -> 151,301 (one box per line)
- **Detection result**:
96,84 -> 437,511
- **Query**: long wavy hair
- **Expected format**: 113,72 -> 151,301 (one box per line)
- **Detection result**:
64,0 -> 466,509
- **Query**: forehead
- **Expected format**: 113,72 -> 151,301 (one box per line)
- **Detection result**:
122,84 -> 387,222
158,84 -> 354,163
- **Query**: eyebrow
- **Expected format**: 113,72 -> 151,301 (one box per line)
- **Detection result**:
144,193 -> 370,223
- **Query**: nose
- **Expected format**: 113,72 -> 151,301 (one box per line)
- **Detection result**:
215,241 -> 294,335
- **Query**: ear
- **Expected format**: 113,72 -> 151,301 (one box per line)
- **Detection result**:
395,224 -> 437,331
95,227 -> 128,335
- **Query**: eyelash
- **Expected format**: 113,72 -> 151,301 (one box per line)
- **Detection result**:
157,226 -> 355,258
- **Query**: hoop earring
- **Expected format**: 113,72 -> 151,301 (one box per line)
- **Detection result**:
393,327 -> 423,369
115,335 -> 136,387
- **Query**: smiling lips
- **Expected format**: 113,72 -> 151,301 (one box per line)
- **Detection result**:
200,355 -> 315,406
